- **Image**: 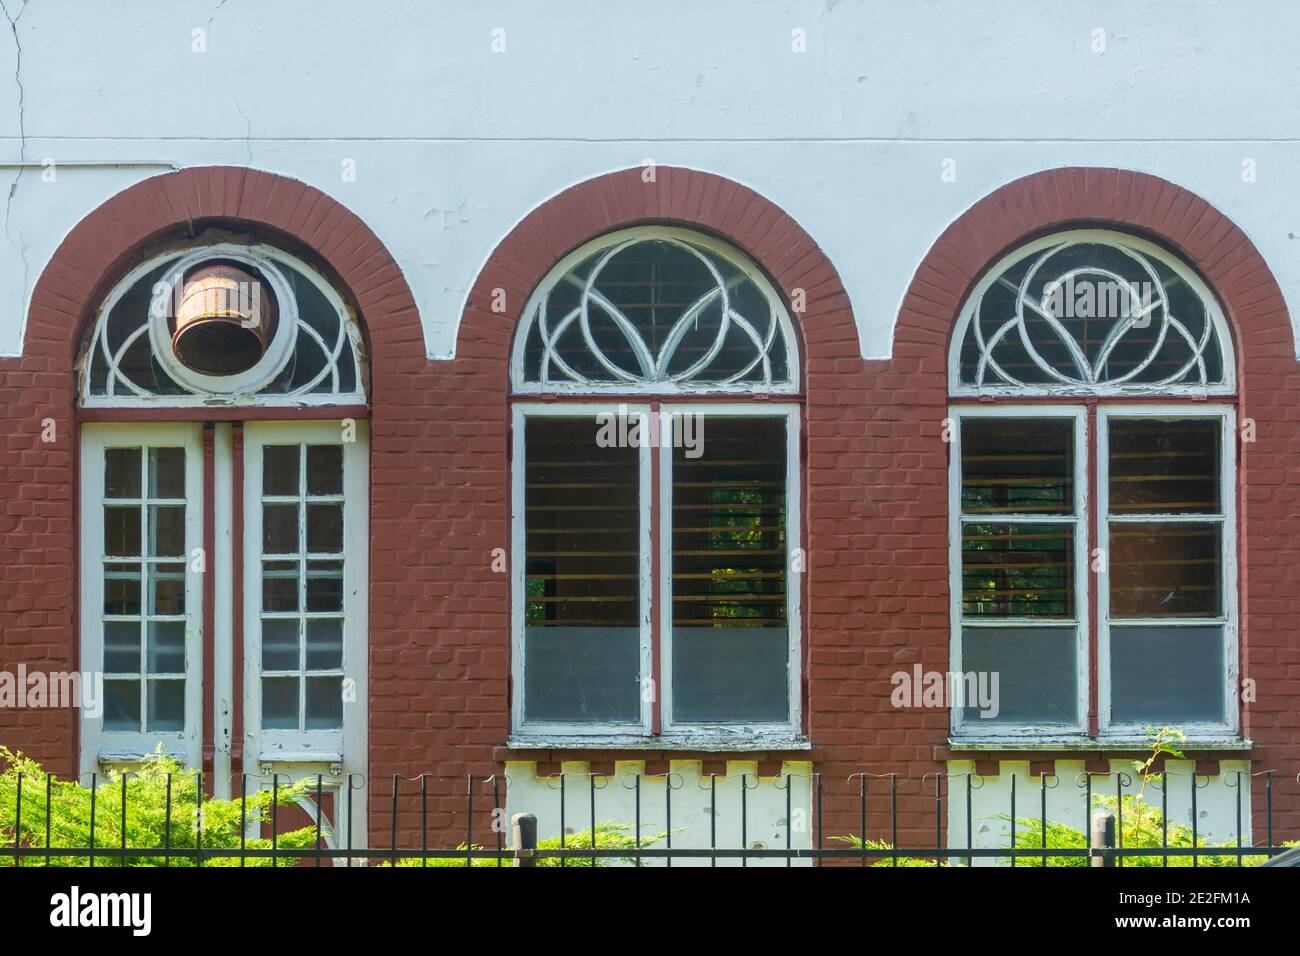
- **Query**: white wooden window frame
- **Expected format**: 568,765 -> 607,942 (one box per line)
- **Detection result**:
658,404 -> 803,741
510,403 -> 803,744
948,228 -> 1236,399
79,423 -> 205,771
242,420 -> 369,768
510,402 -> 655,739
948,404 -> 1090,739
1097,404 -> 1238,737
509,225 -> 800,396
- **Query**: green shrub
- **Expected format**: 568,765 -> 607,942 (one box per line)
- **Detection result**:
381,821 -> 670,867
1006,793 -> 1291,867
830,835 -> 946,867
0,745 -> 320,867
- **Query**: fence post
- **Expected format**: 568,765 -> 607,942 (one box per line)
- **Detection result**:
1090,811 -> 1116,867
512,812 -> 537,868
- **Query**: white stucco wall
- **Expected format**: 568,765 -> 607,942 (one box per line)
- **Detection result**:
505,759 -> 815,867
1,0 -> 1298,361
947,759 -> 1254,866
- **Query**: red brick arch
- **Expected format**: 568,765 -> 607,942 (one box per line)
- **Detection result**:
895,166 -> 1292,387
25,165 -> 423,370
457,165 -> 858,377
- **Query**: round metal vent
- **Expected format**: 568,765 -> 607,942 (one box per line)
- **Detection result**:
172,262 -> 277,375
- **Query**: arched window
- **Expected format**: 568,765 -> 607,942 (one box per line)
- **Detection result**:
509,227 -> 803,743
81,243 -> 366,407
76,237 -> 368,795
513,227 -> 797,393
947,230 -> 1237,741
952,230 -> 1233,395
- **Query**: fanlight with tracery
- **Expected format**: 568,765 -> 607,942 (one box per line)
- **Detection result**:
953,231 -> 1231,394
515,229 -> 797,392
80,242 -> 366,407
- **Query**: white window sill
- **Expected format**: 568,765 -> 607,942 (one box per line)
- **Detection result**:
506,734 -> 811,753
98,749 -> 188,766
947,737 -> 1252,752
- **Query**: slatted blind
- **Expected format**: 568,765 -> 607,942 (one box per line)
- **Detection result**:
960,418 -> 1076,617
671,417 -> 787,627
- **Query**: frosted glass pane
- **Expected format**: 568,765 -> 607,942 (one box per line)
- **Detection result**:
1110,625 -> 1224,724
961,626 -> 1078,725
523,626 -> 640,723
671,627 -> 788,723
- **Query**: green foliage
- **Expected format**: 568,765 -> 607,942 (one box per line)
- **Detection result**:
380,821 -> 670,867
1005,727 -> 1292,867
830,834 -> 946,867
1006,793 -> 1284,867
0,745 -> 321,867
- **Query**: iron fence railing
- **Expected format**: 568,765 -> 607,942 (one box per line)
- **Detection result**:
1,768 -> 1295,867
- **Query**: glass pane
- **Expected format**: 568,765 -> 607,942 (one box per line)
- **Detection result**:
522,238 -> 789,387
962,523 -> 1074,617
148,447 -> 185,499
104,448 -> 141,498
103,621 -> 140,673
104,506 -> 141,556
103,679 -> 140,732
961,418 -> 1073,514
306,560 -> 344,611
261,619 -> 300,670
146,679 -> 185,732
523,626 -> 641,723
149,505 -> 185,557
307,445 -> 343,495
959,238 -> 1225,389
263,446 -> 300,497
146,621 -> 186,674
262,504 -> 299,555
262,677 -> 300,730
104,564 -> 141,615
305,619 -> 343,669
1108,418 -> 1221,515
672,628 -> 788,722
1110,625 -> 1224,723
671,416 -> 788,723
306,503 -> 343,553
305,677 -> 343,729
523,416 -> 641,723
961,626 -> 1078,725
151,563 -> 185,615
1109,521 -> 1221,617
262,561 -> 299,612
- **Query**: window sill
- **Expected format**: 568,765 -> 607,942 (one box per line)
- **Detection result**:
947,737 -> 1252,753
506,733 -> 811,754
98,749 -> 188,766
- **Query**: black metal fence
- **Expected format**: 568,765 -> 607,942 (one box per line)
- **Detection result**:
1,768 -> 1296,867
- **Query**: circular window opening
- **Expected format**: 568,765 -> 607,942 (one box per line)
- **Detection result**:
171,260 -> 281,375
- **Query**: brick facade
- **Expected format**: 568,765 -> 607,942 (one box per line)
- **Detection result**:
2,164 -> 1296,850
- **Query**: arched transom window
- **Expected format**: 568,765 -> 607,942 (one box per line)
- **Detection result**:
512,227 -> 797,393
510,227 -> 802,745
80,242 -> 367,408
947,229 -> 1238,743
952,230 -> 1233,395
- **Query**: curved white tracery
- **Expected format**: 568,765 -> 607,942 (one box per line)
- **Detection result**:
79,243 -> 367,408
951,230 -> 1233,396
512,227 -> 798,393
